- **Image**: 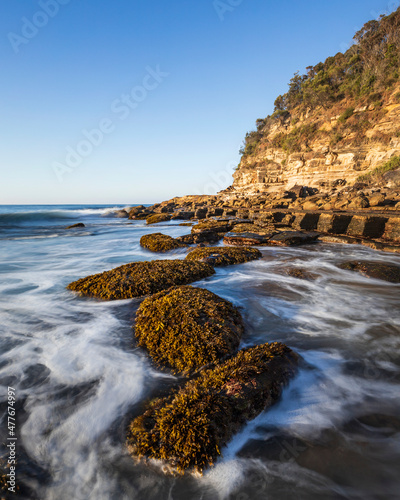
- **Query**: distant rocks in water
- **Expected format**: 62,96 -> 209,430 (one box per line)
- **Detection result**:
338,260 -> 400,283
186,246 -> 262,266
127,342 -> 298,474
285,268 -> 318,280
140,233 -> 186,253
146,214 -> 171,225
134,286 -> 244,375
67,260 -> 215,300
66,223 -> 85,229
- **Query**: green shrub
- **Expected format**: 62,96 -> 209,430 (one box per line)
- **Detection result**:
338,107 -> 354,122
357,155 -> 400,182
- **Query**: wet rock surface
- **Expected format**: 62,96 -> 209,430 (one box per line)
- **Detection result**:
185,246 -> 262,266
339,260 -> 400,283
67,260 -> 215,300
140,233 -> 186,252
127,342 -> 298,474
134,286 -> 244,374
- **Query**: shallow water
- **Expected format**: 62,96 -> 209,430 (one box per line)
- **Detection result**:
0,205 -> 400,500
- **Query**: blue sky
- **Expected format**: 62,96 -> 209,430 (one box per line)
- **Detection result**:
0,0 -> 397,204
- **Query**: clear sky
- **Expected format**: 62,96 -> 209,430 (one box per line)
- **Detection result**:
0,0 -> 398,204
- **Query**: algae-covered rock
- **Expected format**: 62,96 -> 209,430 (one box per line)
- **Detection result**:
146,214 -> 171,225
135,286 -> 244,374
191,220 -> 234,243
338,260 -> 400,283
67,260 -> 215,300
66,223 -> 85,229
268,231 -> 319,246
186,246 -> 261,266
223,232 -> 275,246
140,233 -> 185,253
286,268 -> 318,280
127,342 -> 298,474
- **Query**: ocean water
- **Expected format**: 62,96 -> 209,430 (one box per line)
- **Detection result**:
1,204 -> 400,500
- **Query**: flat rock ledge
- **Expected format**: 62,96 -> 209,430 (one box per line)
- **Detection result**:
126,342 -> 299,474
338,260 -> 400,283
185,246 -> 262,266
135,286 -> 244,374
140,233 -> 186,252
67,260 -> 215,300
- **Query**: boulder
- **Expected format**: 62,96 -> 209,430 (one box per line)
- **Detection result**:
368,193 -> 385,207
338,261 -> 400,283
316,214 -> 352,234
191,220 -> 234,243
113,209 -> 130,218
223,232 -> 275,246
66,223 -> 85,229
382,217 -> 400,243
292,213 -> 321,231
268,231 -> 319,246
186,246 -> 262,266
146,214 -> 172,225
67,260 -> 215,300
140,233 -> 186,252
134,286 -> 243,374
127,342 -> 298,474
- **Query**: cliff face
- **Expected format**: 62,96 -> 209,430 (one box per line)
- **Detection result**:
226,8 -> 400,197
231,92 -> 400,195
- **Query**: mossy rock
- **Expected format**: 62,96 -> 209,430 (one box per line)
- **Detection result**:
338,261 -> 400,283
135,286 -> 244,374
146,214 -> 171,225
67,260 -> 215,300
186,246 -> 262,266
140,233 -> 186,253
127,342 -> 298,474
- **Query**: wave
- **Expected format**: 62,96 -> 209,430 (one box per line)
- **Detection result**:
0,207 -> 125,226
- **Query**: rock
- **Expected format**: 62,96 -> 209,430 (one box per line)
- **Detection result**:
67,260 -> 215,300
176,234 -> 195,245
140,233 -> 186,252
368,193 -> 385,207
191,220 -> 234,243
66,223 -> 85,229
128,205 -> 146,218
186,246 -> 262,266
171,211 -> 195,220
285,268 -> 318,280
302,201 -> 319,211
194,208 -> 208,219
134,286 -> 244,374
127,342 -> 298,474
383,168 -> 400,188
383,217 -> 400,242
348,196 -> 370,209
268,231 -> 319,246
291,213 -> 321,231
146,214 -> 172,225
223,232 -> 275,246
346,216 -> 387,239
316,213 -> 352,234
338,261 -> 400,283
289,185 -> 307,198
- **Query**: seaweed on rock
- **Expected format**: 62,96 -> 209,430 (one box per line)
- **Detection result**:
185,246 -> 262,266
67,260 -> 215,300
140,233 -> 186,252
127,342 -> 298,474
135,286 -> 244,374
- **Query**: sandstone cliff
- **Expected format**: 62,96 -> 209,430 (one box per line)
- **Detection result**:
225,8 -> 400,198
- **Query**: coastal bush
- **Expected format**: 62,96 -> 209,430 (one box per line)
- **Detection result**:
140,233 -> 185,252
135,286 -> 244,374
126,342 -> 299,474
185,246 -> 262,266
67,260 -> 215,300
338,107 -> 355,122
357,155 -> 400,182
